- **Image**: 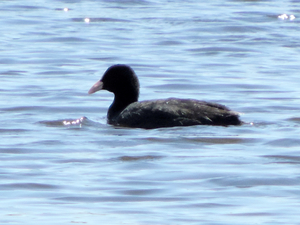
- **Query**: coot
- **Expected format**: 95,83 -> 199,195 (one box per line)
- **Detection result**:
88,64 -> 242,129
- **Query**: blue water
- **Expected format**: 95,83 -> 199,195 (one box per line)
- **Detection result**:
1,0 -> 300,224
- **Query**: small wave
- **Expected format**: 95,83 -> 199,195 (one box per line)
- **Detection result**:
72,17 -> 131,23
39,117 -> 107,128
0,182 -> 60,190
278,14 -> 296,20
39,116 -> 87,127
115,155 -> 164,162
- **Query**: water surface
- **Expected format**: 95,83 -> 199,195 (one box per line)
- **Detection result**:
1,0 -> 300,224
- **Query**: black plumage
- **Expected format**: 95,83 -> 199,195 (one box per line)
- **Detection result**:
88,64 -> 242,129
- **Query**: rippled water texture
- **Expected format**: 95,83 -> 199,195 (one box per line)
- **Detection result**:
1,0 -> 300,224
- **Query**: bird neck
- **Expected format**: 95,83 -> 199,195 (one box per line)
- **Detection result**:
107,93 -> 138,122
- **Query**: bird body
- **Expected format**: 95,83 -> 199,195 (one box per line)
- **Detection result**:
115,98 -> 240,129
